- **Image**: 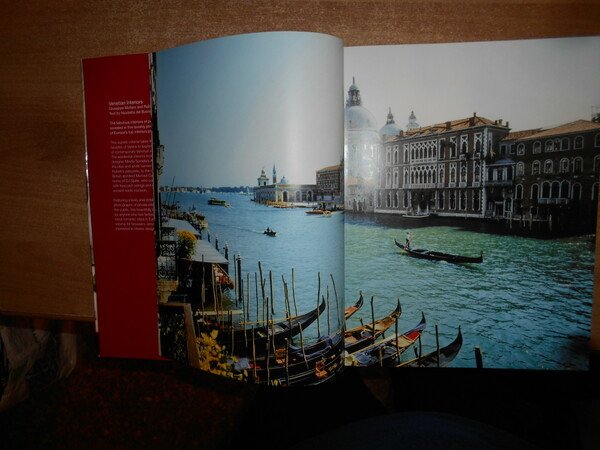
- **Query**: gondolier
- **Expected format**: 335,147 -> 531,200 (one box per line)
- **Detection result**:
405,231 -> 411,249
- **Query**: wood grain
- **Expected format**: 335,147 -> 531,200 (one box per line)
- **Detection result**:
1,1 -> 599,322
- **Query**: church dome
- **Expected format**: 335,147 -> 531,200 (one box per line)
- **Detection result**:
279,176 -> 288,185
379,107 -> 401,138
344,77 -> 378,132
345,105 -> 378,132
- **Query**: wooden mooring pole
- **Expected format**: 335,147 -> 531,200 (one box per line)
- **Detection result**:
475,346 -> 484,369
237,254 -> 242,306
435,323 -> 440,368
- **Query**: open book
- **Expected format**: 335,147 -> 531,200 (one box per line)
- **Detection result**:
82,32 -> 599,386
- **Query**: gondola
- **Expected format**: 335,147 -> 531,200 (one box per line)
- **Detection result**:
396,326 -> 463,368
394,239 -> 483,264
247,329 -> 345,386
200,298 -> 327,356
263,229 -> 277,237
344,300 -> 402,354
344,293 -> 364,320
347,312 -> 426,367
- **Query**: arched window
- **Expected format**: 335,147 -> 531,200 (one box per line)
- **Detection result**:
545,140 -> 554,152
572,183 -> 582,200
460,164 -> 467,182
559,158 -> 569,173
432,169 -> 437,184
474,162 -> 480,182
533,141 -> 541,154
551,181 -> 560,198
561,137 -> 570,150
404,191 -> 409,208
386,170 -> 391,186
460,191 -> 467,210
393,151 -> 399,164
438,191 -> 445,209
412,149 -> 415,160
404,149 -> 409,162
595,134 -> 600,148
594,155 -> 600,172
461,141 -> 467,153
473,191 -> 480,211
517,143 -> 525,155
573,157 -> 583,173
560,180 -> 570,198
475,140 -> 481,152
530,184 -> 539,200
516,162 -> 524,176
404,168 -> 409,184
544,159 -> 553,174
411,171 -> 415,184
439,166 -> 445,184
450,191 -> 456,209
394,192 -> 398,208
574,136 -> 584,149
532,160 -> 540,175
515,184 -> 523,199
386,192 -> 391,208
542,182 -> 550,198
450,166 -> 456,183
394,171 -> 399,187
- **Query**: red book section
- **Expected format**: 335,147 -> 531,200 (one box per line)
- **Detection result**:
83,54 -> 160,359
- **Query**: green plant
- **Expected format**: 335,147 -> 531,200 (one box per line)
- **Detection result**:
177,230 -> 196,259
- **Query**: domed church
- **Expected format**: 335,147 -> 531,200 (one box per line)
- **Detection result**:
344,77 -> 381,212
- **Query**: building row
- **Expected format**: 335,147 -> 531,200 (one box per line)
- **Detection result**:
253,164 -> 343,204
344,78 -> 600,231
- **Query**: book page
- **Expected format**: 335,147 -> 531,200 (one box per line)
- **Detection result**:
343,37 -> 600,370
84,32 -> 345,386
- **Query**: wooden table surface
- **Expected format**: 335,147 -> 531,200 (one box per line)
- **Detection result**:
1,1 -> 599,324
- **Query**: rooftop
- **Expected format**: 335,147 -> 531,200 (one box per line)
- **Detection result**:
516,119 -> 600,141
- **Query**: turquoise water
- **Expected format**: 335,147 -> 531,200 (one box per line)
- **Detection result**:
167,192 -> 593,369
345,214 -> 594,370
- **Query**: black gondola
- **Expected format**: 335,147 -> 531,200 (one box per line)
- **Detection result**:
263,229 -> 277,237
247,329 -> 345,386
201,298 -> 327,356
348,312 -> 426,367
344,293 -> 364,320
345,300 -> 402,354
395,239 -> 483,264
396,326 -> 463,368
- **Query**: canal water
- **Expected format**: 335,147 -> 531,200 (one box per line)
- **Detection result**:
345,213 -> 594,370
167,192 -> 345,342
167,192 -> 594,370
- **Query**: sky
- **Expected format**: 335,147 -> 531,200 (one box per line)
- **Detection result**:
156,32 -> 343,188
344,36 -> 600,134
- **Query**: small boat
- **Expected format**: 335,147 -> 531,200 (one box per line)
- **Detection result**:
403,213 -> 430,219
347,313 -> 426,367
345,300 -> 402,354
263,229 -> 277,237
344,293 -> 364,321
208,197 -> 230,207
394,239 -> 483,264
396,327 -> 463,368
305,209 -> 331,215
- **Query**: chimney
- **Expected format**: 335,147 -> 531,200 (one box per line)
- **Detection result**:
446,121 -> 451,130
506,121 -> 510,128
398,130 -> 404,137
498,119 -> 503,125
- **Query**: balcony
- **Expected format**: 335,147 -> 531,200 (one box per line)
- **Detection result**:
538,198 -> 570,205
486,179 -> 512,187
